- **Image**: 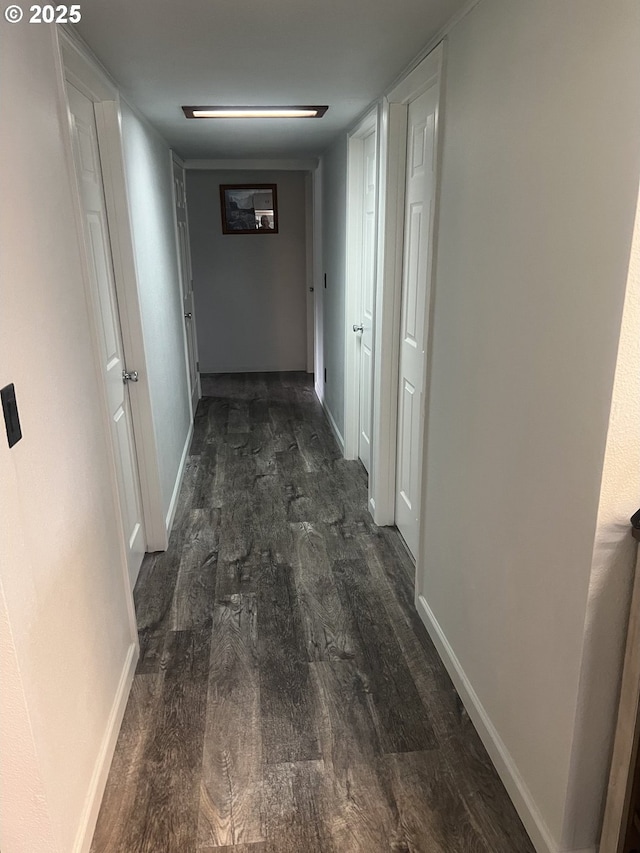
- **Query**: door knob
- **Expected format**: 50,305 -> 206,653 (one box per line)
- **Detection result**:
353,323 -> 363,333
184,312 -> 192,319
122,370 -> 139,383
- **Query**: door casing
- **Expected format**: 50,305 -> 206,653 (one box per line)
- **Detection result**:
171,152 -> 201,416
369,42 -> 445,529
394,85 -> 439,559
67,80 -> 146,586
344,107 -> 379,476
59,28 -> 169,554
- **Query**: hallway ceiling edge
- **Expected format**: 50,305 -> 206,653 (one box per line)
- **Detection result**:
75,0 -> 468,160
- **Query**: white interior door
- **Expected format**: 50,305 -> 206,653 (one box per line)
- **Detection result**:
356,129 -> 377,473
173,157 -> 200,415
395,87 -> 438,558
67,83 -> 145,586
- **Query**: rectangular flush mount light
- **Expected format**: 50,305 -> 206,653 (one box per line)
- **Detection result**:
182,105 -> 328,119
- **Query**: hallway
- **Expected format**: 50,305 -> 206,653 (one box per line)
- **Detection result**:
90,373 -> 534,852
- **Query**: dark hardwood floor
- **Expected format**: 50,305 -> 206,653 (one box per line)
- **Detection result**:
91,372 -> 535,853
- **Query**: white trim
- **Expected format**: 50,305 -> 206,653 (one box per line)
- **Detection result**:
313,163 -> 324,402
169,148 -> 193,406
165,421 -> 193,534
200,363 -> 309,374
54,29 -> 142,635
184,158 -> 319,171
344,131 -> 365,459
305,172 -> 315,374
387,59 -> 440,105
414,593 -> 575,853
72,641 -> 138,853
59,30 -> 169,555
370,100 -> 407,525
170,150 -> 202,414
371,43 -> 445,526
344,107 -> 379,464
321,398 -> 345,453
95,100 -> 168,554
58,25 -> 118,100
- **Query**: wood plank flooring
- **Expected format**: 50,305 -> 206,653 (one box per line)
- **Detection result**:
91,372 -> 535,853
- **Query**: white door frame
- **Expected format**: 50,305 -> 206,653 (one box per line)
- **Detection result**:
370,41 -> 445,527
305,171 -> 315,374
313,161 -> 325,401
59,28 -> 169,553
170,151 -> 202,412
344,107 -> 379,468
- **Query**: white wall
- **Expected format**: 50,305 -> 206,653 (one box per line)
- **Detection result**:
0,25 -> 136,852
120,103 -> 192,523
415,1 -> 640,850
564,179 -> 640,851
186,169 -> 307,373
319,138 -> 348,437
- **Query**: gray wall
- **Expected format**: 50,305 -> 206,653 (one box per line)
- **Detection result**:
319,138 -> 348,437
414,0 -> 640,848
120,103 -> 192,521
187,170 -> 308,373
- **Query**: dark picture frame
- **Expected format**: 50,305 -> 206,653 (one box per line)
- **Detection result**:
220,184 -> 279,234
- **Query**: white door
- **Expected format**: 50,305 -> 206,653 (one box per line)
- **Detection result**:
67,83 -> 145,586
395,87 -> 438,557
172,157 -> 200,415
356,129 -> 376,473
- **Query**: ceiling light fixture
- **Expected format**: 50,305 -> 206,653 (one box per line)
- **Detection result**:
182,105 -> 329,119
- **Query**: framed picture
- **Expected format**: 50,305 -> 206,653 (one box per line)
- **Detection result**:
220,184 -> 278,234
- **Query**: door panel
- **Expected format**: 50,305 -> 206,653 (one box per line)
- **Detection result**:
86,214 -> 120,365
113,405 -> 142,550
67,82 -> 145,586
398,378 -> 416,511
403,203 -> 425,344
395,88 -> 437,557
358,129 -> 377,472
173,158 -> 200,415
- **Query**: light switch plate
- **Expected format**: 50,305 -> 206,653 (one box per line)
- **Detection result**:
1,384 -> 22,448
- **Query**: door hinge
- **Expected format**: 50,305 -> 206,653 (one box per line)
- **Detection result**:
196,361 -> 200,372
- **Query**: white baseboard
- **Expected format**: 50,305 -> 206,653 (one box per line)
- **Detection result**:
321,399 -> 345,453
73,641 -> 138,852
165,421 -> 193,536
415,592 -> 571,853
199,364 -> 308,374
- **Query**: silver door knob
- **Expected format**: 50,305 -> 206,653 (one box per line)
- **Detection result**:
353,324 -> 363,333
122,370 -> 139,383
184,312 -> 192,319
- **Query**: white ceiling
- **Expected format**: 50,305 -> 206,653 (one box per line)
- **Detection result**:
76,0 -> 470,160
